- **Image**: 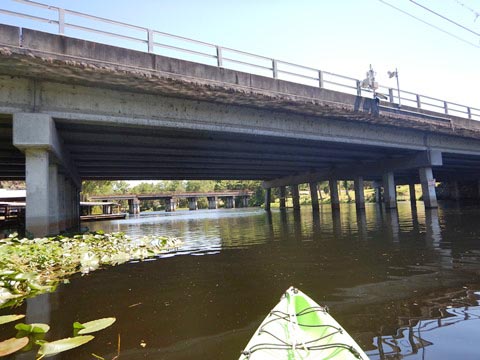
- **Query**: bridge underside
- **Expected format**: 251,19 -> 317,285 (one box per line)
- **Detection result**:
2,115 -> 480,184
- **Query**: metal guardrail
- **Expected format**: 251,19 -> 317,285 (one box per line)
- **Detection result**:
0,0 -> 479,121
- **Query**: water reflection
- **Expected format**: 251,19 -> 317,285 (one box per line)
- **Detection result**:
368,290 -> 480,359
4,201 -> 480,359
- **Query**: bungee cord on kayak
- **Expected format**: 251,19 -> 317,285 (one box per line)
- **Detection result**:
239,287 -> 368,360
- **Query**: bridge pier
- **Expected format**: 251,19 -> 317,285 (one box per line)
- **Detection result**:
188,197 -> 198,210
207,196 -> 218,209
354,176 -> 365,210
225,196 -> 235,209
383,172 -> 397,209
240,196 -> 249,207
165,197 -> 176,212
264,188 -> 271,211
409,183 -> 417,203
128,198 -> 140,214
419,167 -> 438,208
329,179 -> 340,210
309,182 -> 319,211
279,186 -> 287,208
291,185 -> 300,211
13,113 -> 80,237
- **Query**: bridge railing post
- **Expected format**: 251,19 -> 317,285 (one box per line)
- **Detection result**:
444,101 -> 448,114
147,29 -> 154,53
416,94 -> 421,109
388,88 -> 394,103
272,59 -> 278,79
356,80 -> 361,96
216,46 -> 223,67
318,70 -> 324,88
467,107 -> 472,119
58,8 -> 65,35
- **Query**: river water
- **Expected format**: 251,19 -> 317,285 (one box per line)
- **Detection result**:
4,201 -> 480,359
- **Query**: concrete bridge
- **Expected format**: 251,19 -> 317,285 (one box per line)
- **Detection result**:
90,191 -> 253,213
1,5 -> 480,236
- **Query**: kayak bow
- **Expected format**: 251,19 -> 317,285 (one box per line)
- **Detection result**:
239,287 -> 369,360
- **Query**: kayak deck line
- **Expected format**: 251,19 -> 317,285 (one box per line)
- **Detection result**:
239,287 -> 369,360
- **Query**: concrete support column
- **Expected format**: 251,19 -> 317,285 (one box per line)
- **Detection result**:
65,179 -> 73,229
48,163 -> 60,235
309,182 -> 319,211
354,176 -> 365,210
128,198 -> 140,214
57,174 -> 66,230
291,185 -> 300,211
225,196 -> 235,209
265,188 -> 271,211
207,196 -> 218,210
383,171 -> 397,209
165,197 -> 176,212
419,167 -> 438,208
372,181 -> 381,204
329,179 -> 340,210
452,181 -> 461,201
279,186 -> 287,208
25,149 -> 52,237
409,183 -> 416,203
188,197 -> 198,210
243,196 -> 249,207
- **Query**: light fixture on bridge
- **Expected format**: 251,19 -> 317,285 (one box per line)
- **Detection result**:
388,67 -> 401,108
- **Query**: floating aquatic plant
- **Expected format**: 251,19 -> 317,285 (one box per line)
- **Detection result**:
0,314 -> 116,358
0,231 -> 181,308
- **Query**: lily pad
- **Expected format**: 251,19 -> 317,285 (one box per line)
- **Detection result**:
15,322 -> 50,334
37,335 -> 94,357
0,314 -> 25,325
76,317 -> 116,334
0,337 -> 29,356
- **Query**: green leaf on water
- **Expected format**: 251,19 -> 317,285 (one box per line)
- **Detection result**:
77,317 -> 116,335
37,335 -> 94,357
0,337 -> 29,356
14,322 -> 50,334
0,314 -> 25,325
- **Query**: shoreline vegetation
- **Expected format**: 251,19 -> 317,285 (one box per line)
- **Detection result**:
0,231 -> 181,309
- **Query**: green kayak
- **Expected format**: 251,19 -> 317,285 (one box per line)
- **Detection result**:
239,287 -> 369,360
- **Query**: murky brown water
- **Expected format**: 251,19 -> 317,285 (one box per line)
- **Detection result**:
2,201 -> 480,359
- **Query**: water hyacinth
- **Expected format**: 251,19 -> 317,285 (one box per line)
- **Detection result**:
0,232 -> 181,308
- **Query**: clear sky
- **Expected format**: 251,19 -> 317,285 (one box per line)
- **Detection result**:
1,0 -> 479,108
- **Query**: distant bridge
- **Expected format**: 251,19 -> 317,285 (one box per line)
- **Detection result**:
1,1 -> 480,236
90,191 -> 253,213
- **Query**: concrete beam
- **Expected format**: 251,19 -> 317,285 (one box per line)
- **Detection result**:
263,151 -> 442,188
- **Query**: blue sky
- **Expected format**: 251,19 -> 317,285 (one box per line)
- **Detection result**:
1,0 -> 479,109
